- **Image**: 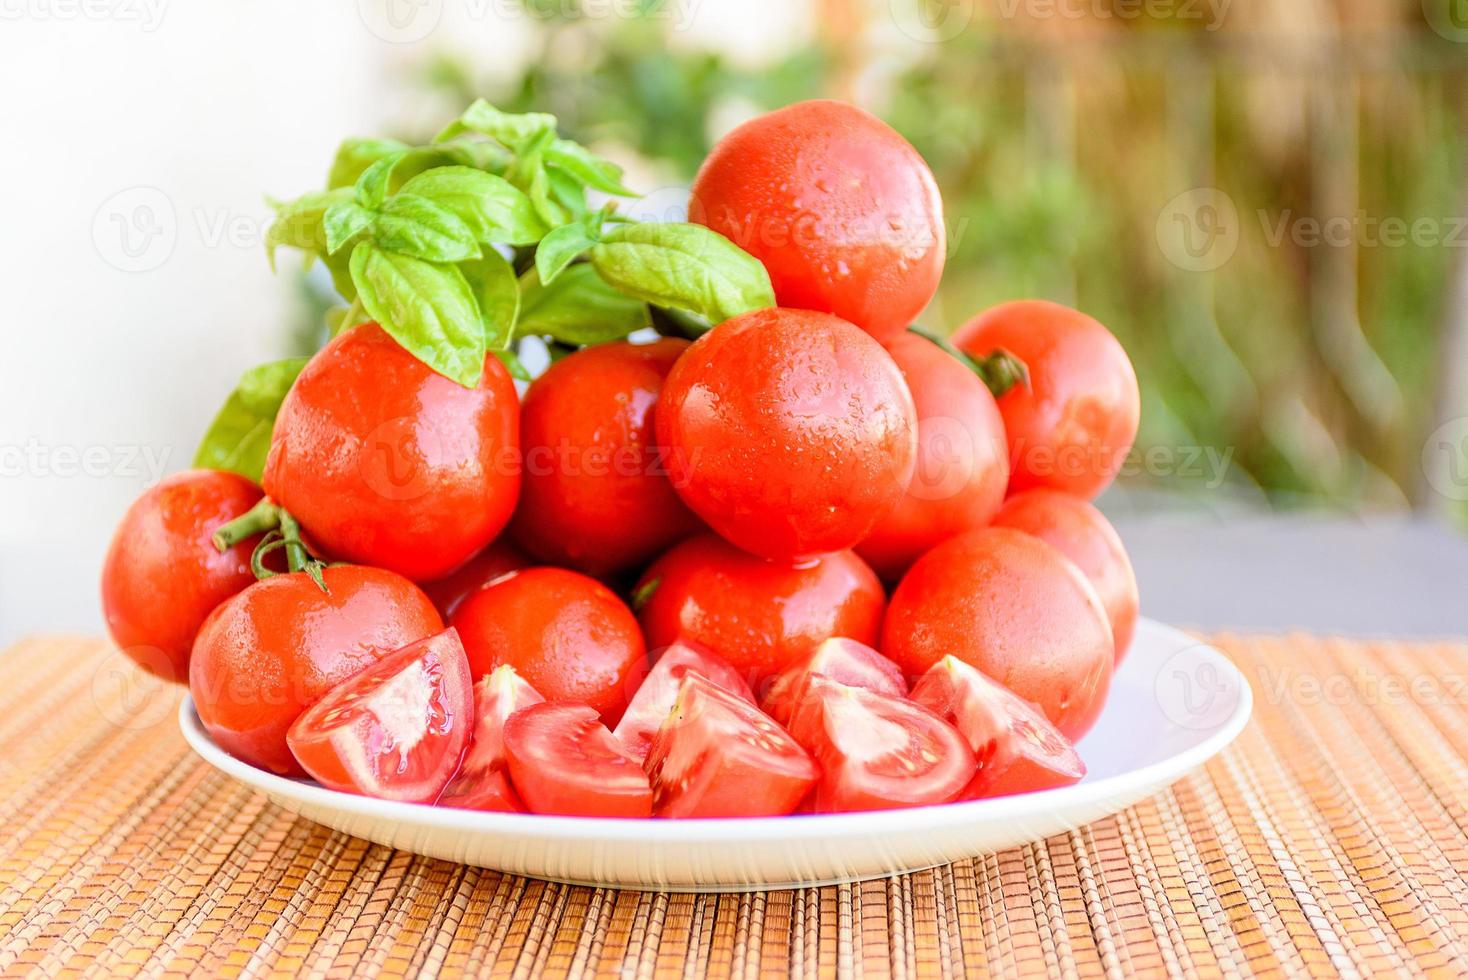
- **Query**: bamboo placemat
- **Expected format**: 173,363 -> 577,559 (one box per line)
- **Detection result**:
2,632 -> 1468,976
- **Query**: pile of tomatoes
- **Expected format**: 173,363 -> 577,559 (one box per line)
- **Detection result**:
101,100 -> 1140,819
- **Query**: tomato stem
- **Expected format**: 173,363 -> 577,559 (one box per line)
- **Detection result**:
212,497 -> 280,552
907,327 -> 1029,399
217,496 -> 331,593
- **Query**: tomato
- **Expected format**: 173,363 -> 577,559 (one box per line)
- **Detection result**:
657,308 -> 917,561
503,702 -> 653,817
450,567 -> 646,724
786,677 -> 975,812
510,339 -> 702,576
263,322 -> 521,582
439,664 -> 543,811
636,533 -> 885,686
760,637 -> 907,726
882,528 -> 1113,740
951,300 -> 1139,500
420,538 -> 530,620
646,674 -> 817,818
101,470 -> 264,682
189,565 -> 443,775
613,638 -> 755,764
689,99 -> 945,344
909,656 -> 1085,799
855,333 -> 1009,580
991,489 -> 1139,661
286,628 -> 473,803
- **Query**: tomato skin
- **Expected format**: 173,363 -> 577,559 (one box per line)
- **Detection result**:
855,333 -> 1009,580
439,664 -> 543,811
450,567 -> 646,725
503,702 -> 653,818
420,538 -> 530,620
689,99 -> 945,344
510,340 -> 702,577
882,528 -> 1113,740
440,768 -> 524,813
636,533 -> 886,686
613,639 -> 755,764
991,489 -> 1139,662
262,323 -> 521,582
951,300 -> 1139,500
101,470 -> 264,682
760,637 -> 907,727
189,565 -> 443,775
657,308 -> 918,561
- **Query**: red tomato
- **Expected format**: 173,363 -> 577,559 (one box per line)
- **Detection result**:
189,565 -> 443,775
636,533 -> 885,685
786,677 -> 975,812
991,489 -> 1139,661
510,339 -> 702,576
439,664 -> 542,812
689,99 -> 945,344
101,470 -> 264,682
882,528 -> 1113,740
647,674 -> 818,818
855,333 -> 1009,580
286,628 -> 473,803
450,567 -> 646,724
420,538 -> 530,620
263,323 -> 521,582
503,702 -> 653,817
613,638 -> 755,764
909,656 -> 1085,799
951,300 -> 1139,499
657,308 -> 917,561
760,637 -> 907,727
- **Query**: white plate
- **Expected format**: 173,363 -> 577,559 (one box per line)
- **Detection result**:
180,618 -> 1250,892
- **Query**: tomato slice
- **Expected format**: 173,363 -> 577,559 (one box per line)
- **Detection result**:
760,637 -> 907,725
646,673 -> 817,818
438,664 -> 543,811
503,702 -> 653,817
612,639 -> 755,763
909,656 -> 1085,798
787,676 -> 975,812
286,628 -> 473,803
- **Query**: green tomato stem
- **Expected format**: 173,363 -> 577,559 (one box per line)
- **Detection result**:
212,497 -> 281,552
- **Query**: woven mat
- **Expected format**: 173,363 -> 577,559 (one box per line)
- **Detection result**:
3,633 -> 1468,976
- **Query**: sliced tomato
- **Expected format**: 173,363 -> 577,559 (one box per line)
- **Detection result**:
760,637 -> 907,726
439,767 -> 524,813
286,628 -> 473,803
503,702 -> 653,817
787,677 -> 975,812
909,656 -> 1085,798
647,673 -> 817,818
438,664 -> 544,811
612,639 -> 755,763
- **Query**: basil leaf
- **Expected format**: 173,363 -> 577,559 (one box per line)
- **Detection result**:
523,162 -> 571,227
322,201 -> 373,255
535,220 -> 600,285
354,154 -> 404,209
459,251 -> 520,350
494,348 -> 531,381
399,167 -> 547,246
193,357 -> 309,481
370,193 -> 481,263
589,222 -> 775,325
265,188 -> 353,268
322,248 -> 356,300
544,139 -> 635,196
328,137 -> 411,190
350,242 -> 487,388
437,100 -> 557,151
516,264 -> 650,345
546,164 -> 589,218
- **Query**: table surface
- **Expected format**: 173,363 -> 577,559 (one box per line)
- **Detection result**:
5,632 -> 1468,976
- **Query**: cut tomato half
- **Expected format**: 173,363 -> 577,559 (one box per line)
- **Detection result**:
760,636 -> 907,725
286,628 -> 473,804
612,638 -> 755,763
439,664 -> 544,811
439,767 -> 524,813
503,702 -> 653,817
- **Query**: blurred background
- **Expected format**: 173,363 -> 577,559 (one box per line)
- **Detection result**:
3,0 -> 1466,641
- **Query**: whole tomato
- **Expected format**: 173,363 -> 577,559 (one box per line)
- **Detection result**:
510,339 -> 701,576
952,300 -> 1139,500
101,470 -> 264,682
690,99 -> 945,344
262,322 -> 520,582
657,308 -> 917,561
882,527 -> 1113,740
189,565 -> 443,775
420,538 -> 530,620
636,532 -> 886,686
855,332 -> 1009,580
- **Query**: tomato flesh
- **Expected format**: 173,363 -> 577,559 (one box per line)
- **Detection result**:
439,664 -> 544,811
503,702 -> 653,818
439,767 -> 525,814
613,639 -> 755,764
760,637 -> 907,726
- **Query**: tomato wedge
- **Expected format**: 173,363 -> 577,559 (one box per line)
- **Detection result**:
439,664 -> 543,812
787,677 -> 975,812
646,673 -> 817,818
760,637 -> 907,725
286,628 -> 473,803
613,639 -> 755,763
909,656 -> 1085,798
503,702 -> 653,817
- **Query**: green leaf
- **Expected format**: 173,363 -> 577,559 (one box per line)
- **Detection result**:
535,219 -> 600,285
350,242 -> 486,388
516,264 -> 650,345
322,201 -> 373,255
589,222 -> 775,324
398,167 -> 547,246
545,165 -> 589,218
438,100 -> 557,151
523,161 -> 570,227
322,248 -> 356,300
354,154 -> 403,209
327,137 -> 411,190
265,188 -> 353,268
370,193 -> 481,263
544,139 -> 635,196
193,357 -> 309,481
493,348 -> 531,381
460,250 -> 520,350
